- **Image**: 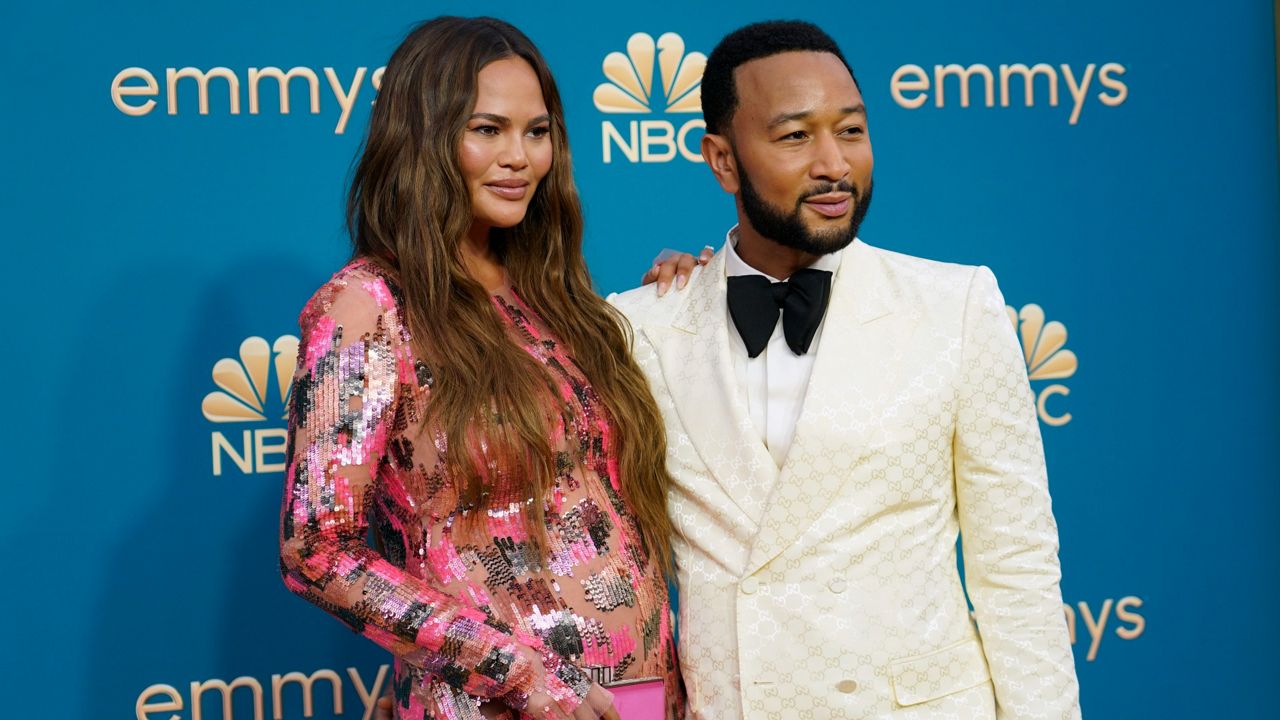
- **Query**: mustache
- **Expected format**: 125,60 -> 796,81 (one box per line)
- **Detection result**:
798,181 -> 859,202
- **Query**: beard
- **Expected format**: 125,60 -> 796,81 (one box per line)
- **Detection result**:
737,164 -> 873,256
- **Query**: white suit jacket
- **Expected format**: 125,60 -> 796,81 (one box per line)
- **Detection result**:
609,240 -> 1081,719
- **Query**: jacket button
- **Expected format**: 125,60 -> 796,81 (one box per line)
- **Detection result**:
836,679 -> 858,694
740,577 -> 760,595
827,578 -> 847,594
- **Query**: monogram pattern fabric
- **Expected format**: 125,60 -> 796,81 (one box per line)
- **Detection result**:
609,241 -> 1080,719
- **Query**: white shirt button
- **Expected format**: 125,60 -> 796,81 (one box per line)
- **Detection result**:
740,577 -> 760,595
828,578 -> 847,594
836,679 -> 858,694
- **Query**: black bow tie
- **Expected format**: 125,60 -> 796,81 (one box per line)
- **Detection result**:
727,268 -> 833,358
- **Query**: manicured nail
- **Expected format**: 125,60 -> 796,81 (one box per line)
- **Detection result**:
657,281 -> 670,296
677,274 -> 688,289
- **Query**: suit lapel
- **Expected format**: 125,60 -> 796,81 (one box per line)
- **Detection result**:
643,249 -> 779,525
745,240 -> 901,575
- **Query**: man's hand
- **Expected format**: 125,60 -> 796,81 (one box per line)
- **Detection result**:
641,246 -> 715,296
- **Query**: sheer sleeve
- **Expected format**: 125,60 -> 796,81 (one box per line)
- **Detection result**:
278,273 -> 588,713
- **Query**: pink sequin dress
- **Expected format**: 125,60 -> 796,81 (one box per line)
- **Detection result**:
279,259 -> 680,720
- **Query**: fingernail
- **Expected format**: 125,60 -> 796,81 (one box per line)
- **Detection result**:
677,275 -> 688,289
658,281 -> 669,296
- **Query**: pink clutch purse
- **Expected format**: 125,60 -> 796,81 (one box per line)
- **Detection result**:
607,677 -> 665,719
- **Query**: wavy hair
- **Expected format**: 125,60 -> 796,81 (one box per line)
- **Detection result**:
347,16 -> 672,573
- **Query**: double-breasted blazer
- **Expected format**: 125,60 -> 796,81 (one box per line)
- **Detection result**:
609,240 -> 1081,719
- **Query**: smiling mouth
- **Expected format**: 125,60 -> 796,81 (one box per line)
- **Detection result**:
485,181 -> 529,200
803,194 -> 852,218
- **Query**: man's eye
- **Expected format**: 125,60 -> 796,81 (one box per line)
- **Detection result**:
780,130 -> 807,141
841,126 -> 865,137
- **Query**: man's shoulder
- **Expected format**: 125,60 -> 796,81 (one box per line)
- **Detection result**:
606,265 -> 710,326
861,240 -> 977,279
856,240 -> 984,301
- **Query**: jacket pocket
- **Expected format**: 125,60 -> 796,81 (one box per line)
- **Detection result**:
889,638 -> 992,707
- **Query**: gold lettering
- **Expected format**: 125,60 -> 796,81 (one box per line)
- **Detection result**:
890,64 -> 930,109
255,428 -> 288,474
248,67 -> 320,115
639,120 -> 677,162
602,121 -> 638,164
190,676 -> 264,720
934,64 -> 995,108
112,68 -> 159,117
348,665 -> 390,720
1115,595 -> 1146,639
1078,598 -> 1114,662
270,669 -> 342,719
324,67 -> 366,135
136,683 -> 183,720
1097,62 -> 1129,106
166,67 -> 241,115
212,431 -> 253,476
677,119 -> 706,163
1037,384 -> 1072,426
998,63 -> 1058,108
1061,63 -> 1097,125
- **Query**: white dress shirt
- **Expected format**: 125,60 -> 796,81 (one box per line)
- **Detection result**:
723,225 -> 843,470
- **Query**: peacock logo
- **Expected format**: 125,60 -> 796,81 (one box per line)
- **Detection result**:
593,32 -> 705,114
203,335 -> 299,475
594,32 -> 706,164
1007,304 -> 1077,426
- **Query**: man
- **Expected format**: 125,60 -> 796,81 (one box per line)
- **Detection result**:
608,20 -> 1081,719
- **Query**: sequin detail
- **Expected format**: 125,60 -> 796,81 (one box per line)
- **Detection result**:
280,259 -> 680,719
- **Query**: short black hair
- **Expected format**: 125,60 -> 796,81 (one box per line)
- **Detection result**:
701,20 -> 859,135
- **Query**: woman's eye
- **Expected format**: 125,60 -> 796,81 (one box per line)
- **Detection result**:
473,125 -> 499,136
528,126 -> 551,139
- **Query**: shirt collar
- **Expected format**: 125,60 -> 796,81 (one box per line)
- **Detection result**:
723,224 -> 843,281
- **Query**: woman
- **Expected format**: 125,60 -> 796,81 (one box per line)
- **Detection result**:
279,17 -> 685,720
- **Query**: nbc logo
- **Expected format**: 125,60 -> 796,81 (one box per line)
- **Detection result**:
1008,304 -> 1077,426
593,32 -> 706,164
202,335 -> 299,475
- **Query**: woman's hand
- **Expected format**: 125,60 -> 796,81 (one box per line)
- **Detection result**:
526,682 -> 618,720
641,245 -> 715,296
371,647 -> 620,720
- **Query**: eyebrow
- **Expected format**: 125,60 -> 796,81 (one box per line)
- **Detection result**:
766,104 -> 867,129
469,112 -> 552,126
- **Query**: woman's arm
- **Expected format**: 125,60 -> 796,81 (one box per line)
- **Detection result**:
278,274 -> 588,715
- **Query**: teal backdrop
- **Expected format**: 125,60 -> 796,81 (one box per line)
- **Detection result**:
3,1 -> 1278,718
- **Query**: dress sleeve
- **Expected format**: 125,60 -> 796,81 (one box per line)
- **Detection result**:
953,266 -> 1081,720
279,275 -> 589,713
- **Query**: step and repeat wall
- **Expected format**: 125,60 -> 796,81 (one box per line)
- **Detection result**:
4,1 -> 1277,718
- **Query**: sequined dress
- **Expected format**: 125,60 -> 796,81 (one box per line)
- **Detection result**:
279,259 -> 679,719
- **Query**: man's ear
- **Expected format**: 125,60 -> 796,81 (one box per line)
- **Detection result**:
701,133 -> 740,194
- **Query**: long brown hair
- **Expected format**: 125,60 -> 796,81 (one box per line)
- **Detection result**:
347,17 -> 672,573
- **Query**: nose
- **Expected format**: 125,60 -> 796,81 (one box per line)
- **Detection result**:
809,132 -> 850,183
497,133 -> 530,171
